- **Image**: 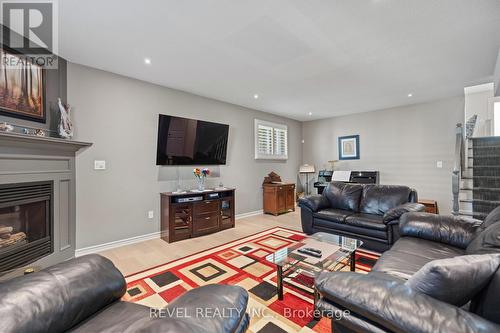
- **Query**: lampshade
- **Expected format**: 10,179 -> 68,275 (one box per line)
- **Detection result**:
299,164 -> 315,173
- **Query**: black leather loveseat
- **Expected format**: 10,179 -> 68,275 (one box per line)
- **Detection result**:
299,182 -> 424,252
0,254 -> 249,333
314,208 -> 500,333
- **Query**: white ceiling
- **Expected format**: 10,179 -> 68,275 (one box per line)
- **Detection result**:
59,0 -> 500,121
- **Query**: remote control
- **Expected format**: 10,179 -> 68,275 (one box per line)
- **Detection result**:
303,247 -> 322,254
298,248 -> 322,258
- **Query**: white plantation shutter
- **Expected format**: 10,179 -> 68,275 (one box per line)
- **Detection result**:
274,128 -> 287,157
257,124 -> 273,156
254,119 -> 288,160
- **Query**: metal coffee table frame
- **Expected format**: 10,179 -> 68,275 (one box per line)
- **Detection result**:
265,232 -> 362,306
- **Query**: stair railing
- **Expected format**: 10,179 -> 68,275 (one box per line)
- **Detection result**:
452,123 -> 464,214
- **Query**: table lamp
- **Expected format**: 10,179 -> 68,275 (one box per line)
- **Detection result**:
299,164 -> 316,195
328,160 -> 338,171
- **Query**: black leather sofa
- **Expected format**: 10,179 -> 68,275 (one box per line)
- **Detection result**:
314,208 -> 500,333
299,182 -> 424,252
0,254 -> 249,333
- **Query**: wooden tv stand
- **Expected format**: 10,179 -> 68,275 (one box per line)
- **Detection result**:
160,188 -> 235,243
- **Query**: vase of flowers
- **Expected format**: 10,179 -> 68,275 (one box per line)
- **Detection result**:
193,168 -> 210,191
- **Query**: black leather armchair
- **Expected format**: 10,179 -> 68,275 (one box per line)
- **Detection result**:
299,182 -> 424,252
314,208 -> 500,333
398,212 -> 480,248
0,254 -> 249,333
315,272 -> 500,333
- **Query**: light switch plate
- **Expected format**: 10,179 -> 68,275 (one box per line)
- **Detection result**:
94,160 -> 106,170
148,210 -> 154,219
436,161 -> 443,168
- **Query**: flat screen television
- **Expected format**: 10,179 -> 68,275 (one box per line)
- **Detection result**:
156,114 -> 229,165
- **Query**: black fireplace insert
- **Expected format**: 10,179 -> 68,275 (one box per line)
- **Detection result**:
0,181 -> 53,273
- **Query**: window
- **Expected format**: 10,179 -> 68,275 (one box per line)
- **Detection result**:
254,119 -> 288,160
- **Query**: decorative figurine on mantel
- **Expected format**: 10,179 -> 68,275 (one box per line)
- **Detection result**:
0,122 -> 14,132
58,98 -> 73,139
34,129 -> 46,137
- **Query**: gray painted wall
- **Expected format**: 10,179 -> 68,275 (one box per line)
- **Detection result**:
302,96 -> 464,214
68,63 -> 302,249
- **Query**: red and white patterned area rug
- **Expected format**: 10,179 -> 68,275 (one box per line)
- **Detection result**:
123,227 -> 379,333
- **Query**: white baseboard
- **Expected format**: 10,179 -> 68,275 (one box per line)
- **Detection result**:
75,231 -> 161,257
235,209 -> 263,220
75,210 -> 264,256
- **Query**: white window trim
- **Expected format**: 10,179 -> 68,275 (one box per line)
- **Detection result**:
254,119 -> 288,160
488,96 -> 500,136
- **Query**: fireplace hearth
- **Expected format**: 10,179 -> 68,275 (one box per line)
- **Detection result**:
0,181 -> 53,272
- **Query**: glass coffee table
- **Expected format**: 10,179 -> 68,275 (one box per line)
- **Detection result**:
265,232 -> 362,303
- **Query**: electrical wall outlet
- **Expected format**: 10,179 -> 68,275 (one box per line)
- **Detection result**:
148,210 -> 154,219
436,161 -> 443,168
94,160 -> 106,170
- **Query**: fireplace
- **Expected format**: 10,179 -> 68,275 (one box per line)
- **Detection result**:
0,181 -> 53,272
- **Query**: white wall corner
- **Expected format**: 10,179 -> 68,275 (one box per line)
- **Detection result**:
464,82 -> 495,137
494,50 -> 500,97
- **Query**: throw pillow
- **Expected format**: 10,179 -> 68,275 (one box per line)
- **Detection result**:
478,206 -> 500,233
405,254 -> 500,306
466,221 -> 500,254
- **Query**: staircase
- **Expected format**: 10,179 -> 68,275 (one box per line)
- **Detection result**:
458,145 -> 475,217
469,137 -> 500,218
456,136 -> 500,219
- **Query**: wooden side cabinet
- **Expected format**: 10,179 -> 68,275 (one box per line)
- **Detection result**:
263,183 -> 295,216
161,189 -> 235,243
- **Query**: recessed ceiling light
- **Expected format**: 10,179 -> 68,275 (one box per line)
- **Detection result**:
408,93 -> 413,97
144,58 -> 152,65
253,94 -> 259,99
308,112 -> 313,116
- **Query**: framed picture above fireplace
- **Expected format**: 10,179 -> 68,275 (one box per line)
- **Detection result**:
0,48 -> 46,123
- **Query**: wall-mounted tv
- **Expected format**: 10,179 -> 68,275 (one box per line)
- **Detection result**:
156,114 -> 229,165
